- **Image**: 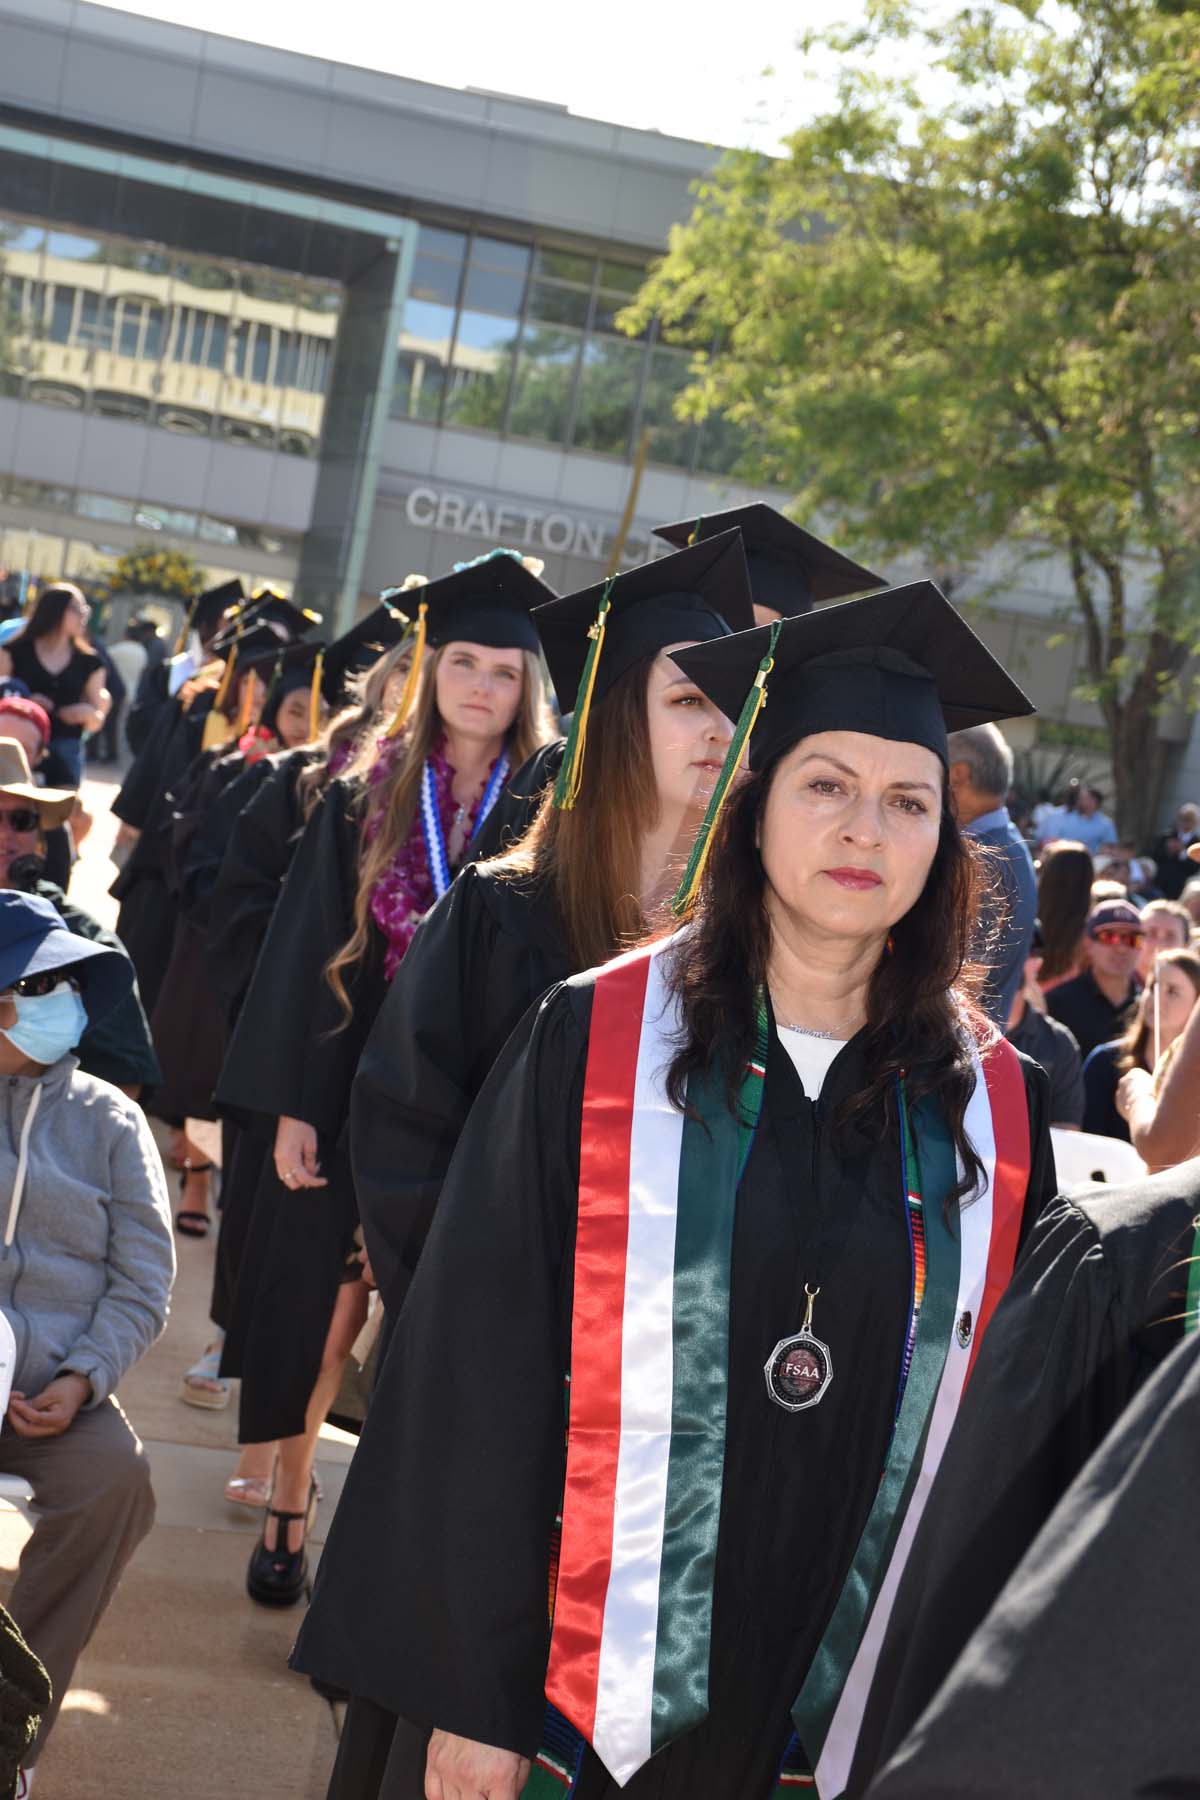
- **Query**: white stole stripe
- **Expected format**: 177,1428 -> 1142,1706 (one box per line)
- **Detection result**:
814,1041 -> 997,1798
592,948 -> 685,1786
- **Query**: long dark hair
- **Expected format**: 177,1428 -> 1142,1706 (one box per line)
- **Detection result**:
1037,841 -> 1094,982
489,655 -> 661,969
20,583 -> 94,652
665,745 -> 990,1206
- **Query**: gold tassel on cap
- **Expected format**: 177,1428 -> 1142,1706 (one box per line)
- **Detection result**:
672,620 -> 781,918
552,575 -> 616,811
201,642 -> 239,750
385,600 -> 428,739
309,650 -> 325,743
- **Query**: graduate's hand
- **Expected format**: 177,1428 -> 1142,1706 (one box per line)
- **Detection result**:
274,1116 -> 327,1190
424,1729 -> 530,1799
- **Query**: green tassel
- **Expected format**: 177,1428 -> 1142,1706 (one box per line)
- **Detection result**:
552,576 -> 617,811
672,619 -> 781,918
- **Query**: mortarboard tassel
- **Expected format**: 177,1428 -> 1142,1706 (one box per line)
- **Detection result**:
552,575 -> 617,811
687,515 -> 704,547
672,619 -> 781,918
385,600 -> 428,739
172,594 -> 200,658
235,657 -> 261,737
309,650 -> 325,743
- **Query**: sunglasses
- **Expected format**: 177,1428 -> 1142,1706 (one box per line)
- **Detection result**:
0,809 -> 41,833
4,971 -> 78,999
1091,928 -> 1144,948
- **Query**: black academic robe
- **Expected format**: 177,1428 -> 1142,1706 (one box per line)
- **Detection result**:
866,1328 -> 1200,1799
293,987 -> 1054,1800
110,687 -> 216,1016
124,657 -> 172,756
206,749 -> 319,1333
351,861 -> 573,1316
466,738 -> 565,861
31,879 -> 160,1091
215,778 -> 386,1443
845,1160 -> 1200,1796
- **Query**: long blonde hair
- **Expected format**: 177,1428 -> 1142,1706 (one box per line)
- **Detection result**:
487,654 -> 661,969
295,637 -> 414,821
325,641 -> 555,1020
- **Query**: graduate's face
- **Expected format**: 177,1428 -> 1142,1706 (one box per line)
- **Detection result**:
274,689 -> 315,749
645,645 -> 735,816
759,730 -> 943,943
435,642 -> 525,742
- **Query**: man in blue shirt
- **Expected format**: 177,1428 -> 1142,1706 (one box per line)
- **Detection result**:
948,723 -> 1038,1027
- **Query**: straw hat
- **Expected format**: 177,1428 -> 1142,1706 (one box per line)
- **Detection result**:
0,740 -> 76,826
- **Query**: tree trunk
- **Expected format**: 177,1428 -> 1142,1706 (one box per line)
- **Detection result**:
1109,696 -> 1169,849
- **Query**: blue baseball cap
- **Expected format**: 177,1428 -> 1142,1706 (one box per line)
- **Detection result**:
0,891 -> 132,1025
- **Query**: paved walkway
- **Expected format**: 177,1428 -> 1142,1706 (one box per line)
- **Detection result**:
7,759 -> 349,1799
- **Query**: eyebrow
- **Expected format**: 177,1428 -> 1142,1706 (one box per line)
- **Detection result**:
795,751 -> 939,795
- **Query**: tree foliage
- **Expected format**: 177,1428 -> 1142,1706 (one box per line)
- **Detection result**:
623,0 -> 1200,839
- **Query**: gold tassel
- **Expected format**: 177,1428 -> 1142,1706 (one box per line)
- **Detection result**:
235,663 -> 257,736
201,643 -> 238,749
309,650 -> 325,743
552,577 -> 617,811
385,600 -> 428,738
671,620 -> 781,918
687,515 -> 704,547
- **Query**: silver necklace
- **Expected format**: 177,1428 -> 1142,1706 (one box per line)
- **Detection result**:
775,1016 -> 844,1040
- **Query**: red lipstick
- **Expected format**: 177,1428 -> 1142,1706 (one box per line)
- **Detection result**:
823,867 -> 883,890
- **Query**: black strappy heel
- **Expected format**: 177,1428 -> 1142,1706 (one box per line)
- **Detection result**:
245,1478 -> 318,1607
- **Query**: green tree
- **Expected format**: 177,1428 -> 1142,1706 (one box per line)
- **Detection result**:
624,0 -> 1200,842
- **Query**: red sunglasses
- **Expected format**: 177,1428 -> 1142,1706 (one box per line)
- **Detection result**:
1091,927 -> 1144,948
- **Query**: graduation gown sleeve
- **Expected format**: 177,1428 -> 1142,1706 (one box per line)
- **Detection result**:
866,1330 -> 1200,1799
111,693 -> 180,829
45,884 -> 161,1090
214,779 -> 379,1136
847,1160 -> 1200,1795
351,864 -> 573,1313
293,979 -> 587,1754
179,752 -> 276,927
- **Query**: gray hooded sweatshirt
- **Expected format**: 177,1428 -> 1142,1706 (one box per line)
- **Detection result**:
0,1055 -> 174,1406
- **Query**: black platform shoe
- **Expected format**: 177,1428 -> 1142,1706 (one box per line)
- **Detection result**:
246,1479 -> 317,1607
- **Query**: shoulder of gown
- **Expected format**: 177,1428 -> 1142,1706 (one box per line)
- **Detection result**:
847,1155 -> 1200,1793
865,1330 -> 1200,1799
466,737 -> 565,861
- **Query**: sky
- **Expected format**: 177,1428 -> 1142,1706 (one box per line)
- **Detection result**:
93,0 -> 866,152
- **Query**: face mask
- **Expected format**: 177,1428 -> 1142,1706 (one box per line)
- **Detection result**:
1,986 -> 88,1065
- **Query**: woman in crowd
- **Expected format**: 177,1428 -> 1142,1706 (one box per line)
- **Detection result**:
214,552 -> 556,1605
1033,839 -> 1093,991
297,581 -> 1052,1800
0,585 -> 110,787
1136,896 -> 1192,983
1080,945 -> 1200,1142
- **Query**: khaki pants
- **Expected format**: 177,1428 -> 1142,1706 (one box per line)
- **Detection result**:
0,1398 -> 155,1761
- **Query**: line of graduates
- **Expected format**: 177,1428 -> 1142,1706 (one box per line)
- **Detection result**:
113,512 -> 1200,1800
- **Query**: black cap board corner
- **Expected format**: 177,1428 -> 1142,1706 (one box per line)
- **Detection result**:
653,503 -> 884,618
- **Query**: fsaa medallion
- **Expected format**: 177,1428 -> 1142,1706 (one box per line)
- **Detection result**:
764,1329 -> 833,1412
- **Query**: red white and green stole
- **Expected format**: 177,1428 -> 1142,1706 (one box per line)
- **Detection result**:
541,936 -> 1030,1796
1186,1214 -> 1200,1338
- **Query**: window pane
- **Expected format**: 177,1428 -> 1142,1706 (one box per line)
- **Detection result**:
527,279 -> 590,328
44,230 -> 105,266
572,337 -> 645,456
640,348 -> 698,470
48,287 -> 74,344
118,303 -> 141,358
599,260 -> 645,296
442,309 -> 517,431
592,290 -> 648,337
508,324 -> 582,445
394,298 -> 456,421
0,218 -> 43,255
205,317 -> 228,372
76,492 -> 135,525
410,250 -> 462,307
462,263 -> 525,317
696,411 -> 746,476
534,247 -> 594,286
417,225 -> 467,263
471,236 -> 531,274
251,324 -> 272,383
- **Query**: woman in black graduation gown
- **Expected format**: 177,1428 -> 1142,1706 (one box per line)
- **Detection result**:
865,1317 -> 1200,1798
843,1156 -> 1200,1795
214,553 -> 556,1605
296,582 -> 1054,1800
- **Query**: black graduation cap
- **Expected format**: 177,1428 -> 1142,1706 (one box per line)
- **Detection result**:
176,577 -> 243,653
653,504 -> 883,619
210,589 -> 321,653
414,553 -> 555,656
532,529 -> 754,714
673,580 -> 1034,773
262,641 -> 327,733
531,529 -> 754,811
321,596 -> 413,706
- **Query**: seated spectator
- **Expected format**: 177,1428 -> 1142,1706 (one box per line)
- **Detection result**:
0,740 -> 158,1098
0,702 -> 78,892
1035,840 -> 1094,992
947,723 -> 1036,1027
1138,898 -> 1192,983
1081,947 -> 1200,1139
1045,897 -> 1143,1059
0,891 -> 174,1793
1151,799 -> 1200,899
1004,921 -> 1083,1127
1181,874 -> 1200,931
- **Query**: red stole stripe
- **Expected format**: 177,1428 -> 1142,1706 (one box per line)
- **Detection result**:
967,1034 -> 1031,1385
544,949 -> 652,1741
